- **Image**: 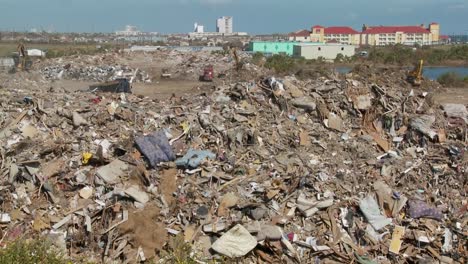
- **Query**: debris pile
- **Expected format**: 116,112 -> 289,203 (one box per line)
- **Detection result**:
40,64 -> 151,83
0,56 -> 466,263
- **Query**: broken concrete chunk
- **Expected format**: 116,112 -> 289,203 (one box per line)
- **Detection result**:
72,112 -> 88,127
9,163 -> 19,183
284,80 -> 304,98
297,193 -> 334,217
245,221 -> 261,233
250,206 -> 268,220
22,125 -> 38,138
79,186 -> 93,199
40,159 -> 65,178
0,213 -> 11,223
217,192 -> 239,217
443,103 -> 467,123
409,115 -> 437,140
291,97 -> 316,111
124,185 -> 149,205
96,159 -> 128,184
325,113 -> 344,131
353,94 -> 372,110
211,224 -> 257,258
256,225 -> 283,241
203,221 -> 227,233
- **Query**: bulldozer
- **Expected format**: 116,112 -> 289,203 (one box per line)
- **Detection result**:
407,59 -> 424,86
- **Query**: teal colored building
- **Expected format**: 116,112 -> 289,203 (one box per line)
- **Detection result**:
249,41 -> 298,56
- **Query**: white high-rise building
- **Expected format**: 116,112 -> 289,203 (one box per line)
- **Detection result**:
194,23 -> 204,33
216,16 -> 233,34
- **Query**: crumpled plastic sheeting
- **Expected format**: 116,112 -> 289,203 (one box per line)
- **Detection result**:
175,149 -> 216,169
408,199 -> 443,221
359,196 -> 392,230
135,131 -> 175,168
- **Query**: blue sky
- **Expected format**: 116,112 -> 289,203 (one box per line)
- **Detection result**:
0,0 -> 467,34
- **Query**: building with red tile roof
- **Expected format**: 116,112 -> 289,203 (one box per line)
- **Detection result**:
312,25 -> 324,29
310,26 -> 360,45
360,23 -> 440,45
291,22 -> 442,46
361,26 -> 430,34
288,29 -> 311,42
324,26 -> 360,35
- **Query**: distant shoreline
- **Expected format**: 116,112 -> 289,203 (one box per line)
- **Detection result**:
332,60 -> 468,68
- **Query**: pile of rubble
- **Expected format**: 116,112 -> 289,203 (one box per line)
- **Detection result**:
36,50 -> 256,83
38,55 -> 152,83
0,62 -> 466,263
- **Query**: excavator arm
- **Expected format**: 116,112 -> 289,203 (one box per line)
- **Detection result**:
231,48 -> 241,71
407,59 -> 423,86
17,43 -> 27,71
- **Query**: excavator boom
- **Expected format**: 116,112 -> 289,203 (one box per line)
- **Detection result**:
231,48 -> 241,71
407,59 -> 423,86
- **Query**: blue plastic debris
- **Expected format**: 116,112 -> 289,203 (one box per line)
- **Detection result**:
135,131 -> 175,168
408,199 -> 443,221
175,149 -> 216,169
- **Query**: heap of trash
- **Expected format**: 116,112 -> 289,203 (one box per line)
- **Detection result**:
0,60 -> 466,264
37,54 -> 152,83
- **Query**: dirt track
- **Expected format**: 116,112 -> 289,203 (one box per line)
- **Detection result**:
433,87 -> 468,104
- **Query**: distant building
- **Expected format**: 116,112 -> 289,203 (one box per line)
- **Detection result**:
439,35 -> 451,44
360,23 -> 440,45
194,23 -> 204,33
249,41 -> 301,56
310,25 -> 360,45
293,43 -> 356,60
188,32 -> 248,39
217,16 -> 233,34
27,49 -> 46,57
288,30 -> 311,42
115,25 -> 142,36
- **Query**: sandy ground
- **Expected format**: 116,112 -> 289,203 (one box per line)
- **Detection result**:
50,78 -> 467,105
48,78 -> 216,100
433,87 -> 468,104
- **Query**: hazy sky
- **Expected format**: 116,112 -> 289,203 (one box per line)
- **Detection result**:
0,0 -> 467,34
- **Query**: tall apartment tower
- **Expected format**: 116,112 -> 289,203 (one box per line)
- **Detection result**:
216,16 -> 233,34
428,22 -> 440,43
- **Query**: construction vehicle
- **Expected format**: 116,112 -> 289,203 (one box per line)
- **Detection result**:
161,68 -> 171,79
200,65 -> 214,82
16,42 -> 28,71
407,59 -> 424,86
89,78 -> 132,93
231,47 -> 241,71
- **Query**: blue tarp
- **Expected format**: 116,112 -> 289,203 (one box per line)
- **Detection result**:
135,131 -> 175,168
175,149 -> 216,169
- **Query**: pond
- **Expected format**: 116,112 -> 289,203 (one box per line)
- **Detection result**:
335,66 -> 468,80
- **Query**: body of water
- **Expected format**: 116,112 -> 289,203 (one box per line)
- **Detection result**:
335,66 -> 468,80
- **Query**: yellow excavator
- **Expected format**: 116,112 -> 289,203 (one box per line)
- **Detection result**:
230,47 -> 241,71
16,42 -> 28,71
407,59 -> 423,86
